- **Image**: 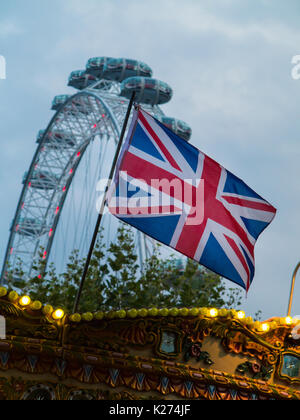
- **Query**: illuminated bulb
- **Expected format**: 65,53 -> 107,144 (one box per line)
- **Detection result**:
285,316 -> 293,325
52,309 -> 65,320
19,296 -> 31,307
237,311 -> 246,320
261,323 -> 270,332
209,308 -> 218,318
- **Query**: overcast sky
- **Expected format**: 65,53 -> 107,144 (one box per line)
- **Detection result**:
0,0 -> 300,320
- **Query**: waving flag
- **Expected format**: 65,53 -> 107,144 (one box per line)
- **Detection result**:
108,108 -> 277,291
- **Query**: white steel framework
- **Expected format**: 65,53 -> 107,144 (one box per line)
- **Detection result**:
1,79 -> 165,284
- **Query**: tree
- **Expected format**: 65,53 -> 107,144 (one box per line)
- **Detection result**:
6,224 -> 243,313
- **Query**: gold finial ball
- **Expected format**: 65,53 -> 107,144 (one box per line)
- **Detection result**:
82,312 -> 93,322
70,313 -> 82,323
179,308 -> 189,316
8,291 -> 19,302
95,311 -> 104,320
189,308 -> 200,317
158,308 -> 169,317
127,309 -> 138,319
148,308 -> 158,317
116,310 -> 127,319
43,305 -> 54,316
170,308 -> 179,317
30,301 -> 42,311
137,308 -> 148,317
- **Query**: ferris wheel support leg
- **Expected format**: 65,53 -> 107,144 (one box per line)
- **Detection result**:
73,91 -> 136,314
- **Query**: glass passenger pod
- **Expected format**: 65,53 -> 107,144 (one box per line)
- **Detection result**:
71,97 -> 92,115
120,77 -> 173,106
36,130 -> 46,144
12,218 -> 48,237
86,56 -> 114,78
51,95 -> 71,111
68,70 -> 98,90
23,171 -> 59,190
37,130 -> 76,148
161,117 -> 192,142
102,58 -> 153,82
174,258 -> 185,273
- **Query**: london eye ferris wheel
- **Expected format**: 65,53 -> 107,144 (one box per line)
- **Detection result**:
1,57 -> 192,285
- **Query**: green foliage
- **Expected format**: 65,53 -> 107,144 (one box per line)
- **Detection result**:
6,224 -> 243,313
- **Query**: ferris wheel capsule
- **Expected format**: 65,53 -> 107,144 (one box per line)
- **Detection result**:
160,116 -> 192,142
51,95 -> 71,111
86,57 -> 114,78
36,130 -> 46,143
70,96 -> 93,115
68,70 -> 99,90
120,77 -> 173,106
12,218 -> 48,237
36,130 -> 77,149
23,171 -> 59,190
102,58 -> 153,82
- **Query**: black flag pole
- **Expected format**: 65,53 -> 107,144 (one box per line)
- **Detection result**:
73,91 -> 136,313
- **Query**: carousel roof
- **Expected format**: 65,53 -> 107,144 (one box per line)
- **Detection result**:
0,287 -> 300,400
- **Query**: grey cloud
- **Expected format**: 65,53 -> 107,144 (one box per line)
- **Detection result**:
0,0 -> 300,319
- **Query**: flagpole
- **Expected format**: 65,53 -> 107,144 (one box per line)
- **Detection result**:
287,262 -> 300,317
73,91 -> 136,314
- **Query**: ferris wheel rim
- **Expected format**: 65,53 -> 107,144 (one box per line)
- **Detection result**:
1,89 -> 125,284
1,71 -> 169,286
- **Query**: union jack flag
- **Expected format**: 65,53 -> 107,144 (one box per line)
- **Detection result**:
108,108 -> 277,291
